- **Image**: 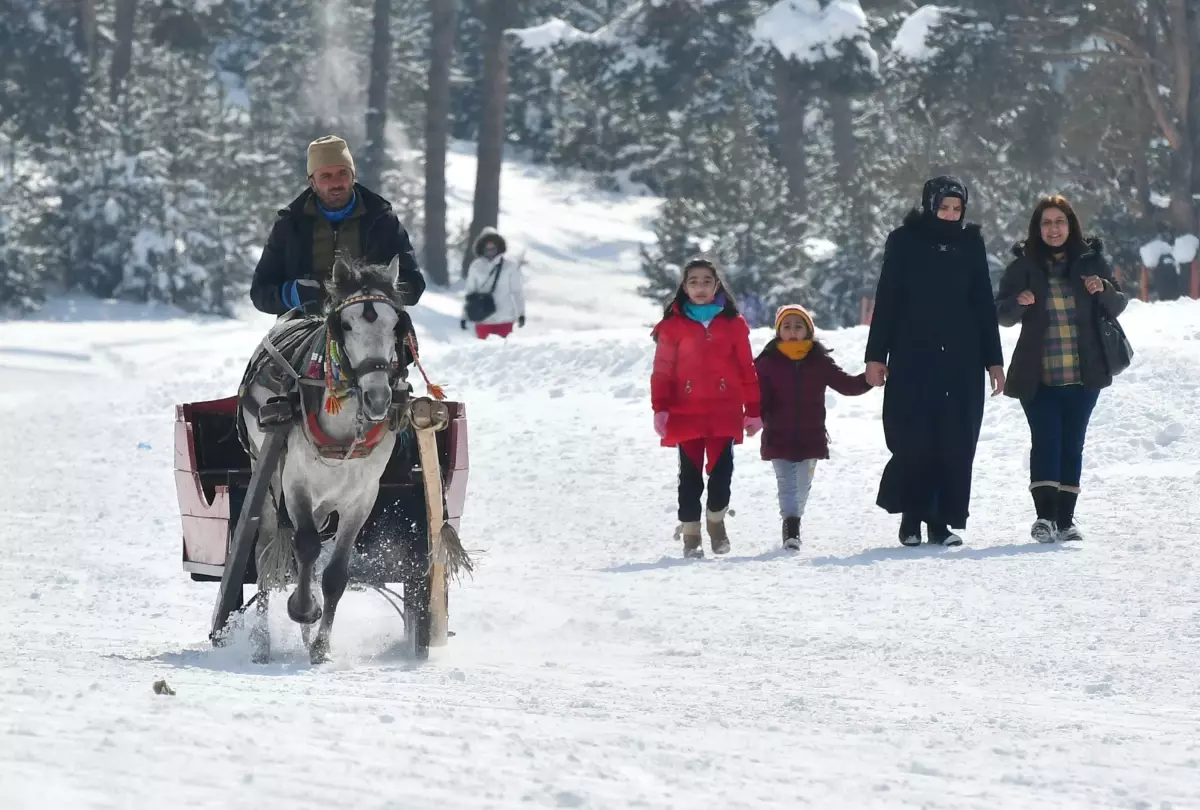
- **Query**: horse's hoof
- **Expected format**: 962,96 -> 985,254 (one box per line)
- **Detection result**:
251,648 -> 271,665
287,591 -> 322,625
309,636 -> 330,665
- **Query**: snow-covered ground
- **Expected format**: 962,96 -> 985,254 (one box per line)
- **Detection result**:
2,150 -> 1199,809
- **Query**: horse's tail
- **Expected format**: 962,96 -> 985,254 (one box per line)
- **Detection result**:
255,486 -> 295,591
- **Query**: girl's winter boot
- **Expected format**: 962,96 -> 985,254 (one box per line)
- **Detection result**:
706,508 -> 731,555
676,521 -> 704,559
782,517 -> 801,550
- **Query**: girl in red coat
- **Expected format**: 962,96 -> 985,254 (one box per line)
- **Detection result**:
651,258 -> 761,558
755,305 -> 875,550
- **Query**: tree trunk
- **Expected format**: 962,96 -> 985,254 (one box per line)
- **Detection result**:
1189,0 -> 1200,232
360,0 -> 392,191
772,55 -> 809,216
423,0 -> 457,287
828,91 -> 858,187
1133,93 -> 1155,222
1164,0 -> 1197,232
463,0 -> 512,277
110,0 -> 138,103
65,0 -> 98,132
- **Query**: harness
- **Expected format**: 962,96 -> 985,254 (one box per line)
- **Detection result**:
238,290 -> 442,461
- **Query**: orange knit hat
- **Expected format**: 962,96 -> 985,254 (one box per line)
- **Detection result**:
774,304 -> 815,336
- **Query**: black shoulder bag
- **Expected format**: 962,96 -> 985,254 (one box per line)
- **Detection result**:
1094,302 -> 1133,376
464,259 -> 504,323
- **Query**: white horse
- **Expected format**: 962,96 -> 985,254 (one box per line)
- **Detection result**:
239,255 -> 461,664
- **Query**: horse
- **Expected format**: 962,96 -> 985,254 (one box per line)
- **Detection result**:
237,255 -> 466,664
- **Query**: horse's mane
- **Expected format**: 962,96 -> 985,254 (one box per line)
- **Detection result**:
324,259 -> 409,311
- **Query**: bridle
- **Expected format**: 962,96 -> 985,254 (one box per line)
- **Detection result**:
325,290 -> 407,393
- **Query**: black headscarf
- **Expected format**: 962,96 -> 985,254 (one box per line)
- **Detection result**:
920,176 -> 969,239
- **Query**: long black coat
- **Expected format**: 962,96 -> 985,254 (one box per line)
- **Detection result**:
996,239 -> 1127,402
249,184 -> 426,315
864,210 -> 1004,529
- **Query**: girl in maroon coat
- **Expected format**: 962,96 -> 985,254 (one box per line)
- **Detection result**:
651,258 -> 761,558
755,305 -> 875,549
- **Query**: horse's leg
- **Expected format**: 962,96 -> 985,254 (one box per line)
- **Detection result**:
250,588 -> 271,664
309,508 -> 368,664
285,490 -> 323,626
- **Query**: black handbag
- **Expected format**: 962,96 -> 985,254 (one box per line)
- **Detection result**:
1094,302 -> 1133,376
464,259 -> 503,323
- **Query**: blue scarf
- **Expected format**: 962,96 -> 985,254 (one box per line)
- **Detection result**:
683,296 -> 725,325
318,190 -> 357,223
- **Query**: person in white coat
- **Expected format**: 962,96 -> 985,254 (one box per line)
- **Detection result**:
461,227 -> 525,339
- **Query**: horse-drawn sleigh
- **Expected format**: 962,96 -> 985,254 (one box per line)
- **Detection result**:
173,256 -> 471,662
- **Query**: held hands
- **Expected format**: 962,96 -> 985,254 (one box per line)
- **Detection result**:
1016,290 -> 1036,306
988,365 -> 1006,397
653,412 -> 669,439
744,416 -> 763,436
865,361 -> 888,387
1083,276 -> 1105,295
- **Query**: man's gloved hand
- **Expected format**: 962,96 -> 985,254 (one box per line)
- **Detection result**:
460,319 -> 468,331
518,315 -> 526,328
282,279 -> 322,312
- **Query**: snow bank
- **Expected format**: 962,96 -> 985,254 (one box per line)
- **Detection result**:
754,0 -> 879,73
892,5 -> 956,62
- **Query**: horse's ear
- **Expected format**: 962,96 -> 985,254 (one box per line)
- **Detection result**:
332,256 -> 354,286
384,254 -> 401,286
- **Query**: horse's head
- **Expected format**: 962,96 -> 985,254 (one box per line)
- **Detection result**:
325,255 -> 411,423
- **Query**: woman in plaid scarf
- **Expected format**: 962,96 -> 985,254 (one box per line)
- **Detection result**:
996,196 -> 1128,543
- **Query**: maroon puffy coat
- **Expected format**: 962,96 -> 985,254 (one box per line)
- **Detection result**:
651,305 -> 761,447
754,340 -> 872,461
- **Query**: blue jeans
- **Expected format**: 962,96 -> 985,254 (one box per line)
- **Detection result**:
1020,384 -> 1100,492
771,459 -> 818,519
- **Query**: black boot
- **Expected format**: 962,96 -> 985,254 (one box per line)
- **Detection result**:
1030,485 -> 1058,543
1032,486 -> 1058,521
1057,491 -> 1082,541
782,517 -> 801,550
899,513 -> 921,546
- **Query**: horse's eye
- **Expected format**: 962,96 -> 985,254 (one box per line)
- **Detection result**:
341,321 -> 352,332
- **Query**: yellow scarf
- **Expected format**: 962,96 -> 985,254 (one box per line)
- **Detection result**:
776,340 -> 813,361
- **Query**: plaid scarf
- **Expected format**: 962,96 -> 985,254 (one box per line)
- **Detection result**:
1041,260 -> 1082,386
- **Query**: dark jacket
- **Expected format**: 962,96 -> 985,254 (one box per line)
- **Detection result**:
864,209 -> 1004,528
755,340 -> 871,462
995,238 -> 1127,401
250,184 -> 426,315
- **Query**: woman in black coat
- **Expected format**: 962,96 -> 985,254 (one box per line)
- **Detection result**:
995,196 -> 1127,543
865,177 -> 1005,547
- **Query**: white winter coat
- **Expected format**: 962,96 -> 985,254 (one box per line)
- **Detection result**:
463,253 -> 525,325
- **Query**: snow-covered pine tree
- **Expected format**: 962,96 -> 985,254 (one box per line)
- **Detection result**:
640,99 -> 807,325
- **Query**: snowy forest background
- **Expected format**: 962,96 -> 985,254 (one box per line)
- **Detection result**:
2,0 -> 1199,326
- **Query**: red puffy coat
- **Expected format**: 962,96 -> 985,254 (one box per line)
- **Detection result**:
650,305 -> 761,447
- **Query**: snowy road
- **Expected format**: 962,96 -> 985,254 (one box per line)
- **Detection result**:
2,294 -> 1199,809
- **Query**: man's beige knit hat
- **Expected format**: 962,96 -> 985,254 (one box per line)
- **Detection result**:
307,135 -> 355,177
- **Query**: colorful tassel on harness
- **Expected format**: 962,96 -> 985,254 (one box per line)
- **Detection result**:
407,333 -> 446,401
324,393 -> 344,415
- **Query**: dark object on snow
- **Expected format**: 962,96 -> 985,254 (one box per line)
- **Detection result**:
152,679 -> 175,696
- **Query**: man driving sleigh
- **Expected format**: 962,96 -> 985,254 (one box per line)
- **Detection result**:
250,135 -> 427,317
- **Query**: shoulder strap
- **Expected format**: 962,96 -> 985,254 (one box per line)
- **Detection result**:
486,258 -> 504,293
